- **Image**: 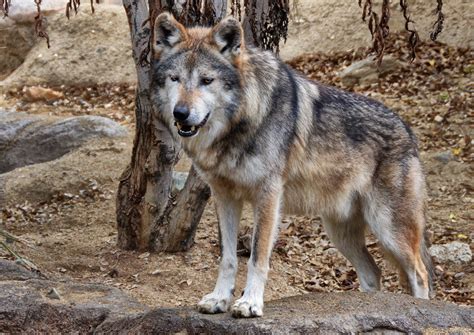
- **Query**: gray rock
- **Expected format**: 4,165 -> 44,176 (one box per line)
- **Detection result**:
0,260 -> 147,334
0,18 -> 37,79
0,259 -> 40,281
0,110 -> 127,174
0,6 -> 136,87
339,55 -> 401,87
430,241 -> 472,265
432,150 -> 454,164
97,292 -> 474,334
1,260 -> 472,334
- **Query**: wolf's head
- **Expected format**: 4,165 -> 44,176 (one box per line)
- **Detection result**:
150,12 -> 243,141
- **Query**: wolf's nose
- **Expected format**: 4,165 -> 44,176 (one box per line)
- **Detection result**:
173,105 -> 190,121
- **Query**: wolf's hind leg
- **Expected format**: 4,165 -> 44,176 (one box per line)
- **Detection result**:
198,193 -> 242,314
364,194 -> 431,299
322,212 -> 381,292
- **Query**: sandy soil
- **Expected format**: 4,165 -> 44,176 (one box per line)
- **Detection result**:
281,0 -> 474,59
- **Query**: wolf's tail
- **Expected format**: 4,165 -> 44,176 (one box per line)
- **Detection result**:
420,233 -> 435,296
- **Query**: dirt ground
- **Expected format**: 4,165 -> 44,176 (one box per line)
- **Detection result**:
1,0 -> 473,311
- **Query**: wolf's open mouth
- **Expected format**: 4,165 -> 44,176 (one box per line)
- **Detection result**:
175,112 -> 210,137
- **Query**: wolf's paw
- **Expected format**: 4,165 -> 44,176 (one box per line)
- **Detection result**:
197,293 -> 231,314
230,298 -> 263,318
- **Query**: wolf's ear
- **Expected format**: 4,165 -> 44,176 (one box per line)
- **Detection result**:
212,16 -> 244,62
153,12 -> 187,57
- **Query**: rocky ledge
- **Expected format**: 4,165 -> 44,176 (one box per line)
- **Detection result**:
0,260 -> 472,334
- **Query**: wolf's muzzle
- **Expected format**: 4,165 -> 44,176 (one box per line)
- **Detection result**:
174,112 -> 210,137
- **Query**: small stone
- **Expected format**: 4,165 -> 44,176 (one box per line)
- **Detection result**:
434,115 -> 444,123
454,272 -> 465,280
138,252 -> 150,259
429,241 -> 472,265
47,288 -> 61,300
432,151 -> 453,164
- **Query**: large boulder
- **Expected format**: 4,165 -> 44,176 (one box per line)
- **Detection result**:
0,109 -> 127,174
0,260 -> 472,334
97,293 -> 474,334
0,136 -> 131,206
0,260 -> 147,334
0,5 -> 136,88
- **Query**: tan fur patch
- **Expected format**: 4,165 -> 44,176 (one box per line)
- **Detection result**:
254,191 -> 280,268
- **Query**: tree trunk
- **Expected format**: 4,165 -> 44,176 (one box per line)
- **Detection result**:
117,0 -> 174,250
116,0 -> 225,252
242,0 -> 268,46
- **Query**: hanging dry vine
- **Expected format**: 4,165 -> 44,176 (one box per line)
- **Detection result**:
239,0 -> 289,53
34,0 -> 50,48
260,0 -> 290,53
0,0 -> 11,17
366,0 -> 390,65
430,0 -> 444,41
359,0 -> 372,22
180,0 -> 215,26
359,0 -> 444,63
399,0 -> 419,62
66,0 -> 97,19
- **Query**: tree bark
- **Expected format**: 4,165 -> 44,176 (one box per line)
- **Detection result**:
117,0 -> 176,250
151,166 -> 211,251
117,0 -> 225,252
242,0 -> 268,47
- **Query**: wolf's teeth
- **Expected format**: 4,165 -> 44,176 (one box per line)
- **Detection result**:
176,123 -> 182,130
191,126 -> 196,132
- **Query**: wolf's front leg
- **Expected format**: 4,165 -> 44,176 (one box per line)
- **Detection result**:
231,182 -> 282,318
198,191 -> 242,314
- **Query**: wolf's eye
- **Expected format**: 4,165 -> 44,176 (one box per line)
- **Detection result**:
201,77 -> 214,86
170,75 -> 180,82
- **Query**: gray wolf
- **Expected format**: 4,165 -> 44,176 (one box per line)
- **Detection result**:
150,12 -> 433,318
